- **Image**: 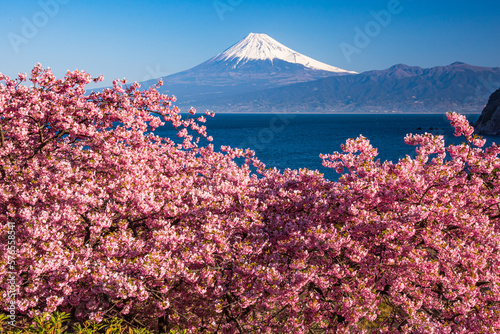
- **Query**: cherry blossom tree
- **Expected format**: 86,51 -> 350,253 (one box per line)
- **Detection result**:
1,65 -> 499,333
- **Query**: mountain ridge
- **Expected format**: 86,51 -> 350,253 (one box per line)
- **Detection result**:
185,62 -> 500,113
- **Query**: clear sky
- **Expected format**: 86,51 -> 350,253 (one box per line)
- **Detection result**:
1,0 -> 499,88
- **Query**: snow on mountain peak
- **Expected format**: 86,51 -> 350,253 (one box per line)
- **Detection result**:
211,33 -> 357,74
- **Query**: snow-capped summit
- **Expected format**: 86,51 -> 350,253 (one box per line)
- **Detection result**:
211,33 -> 356,74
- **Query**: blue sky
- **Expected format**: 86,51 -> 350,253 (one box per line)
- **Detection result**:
1,0 -> 499,87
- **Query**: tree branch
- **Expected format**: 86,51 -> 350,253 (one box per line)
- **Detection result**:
0,124 -> 4,148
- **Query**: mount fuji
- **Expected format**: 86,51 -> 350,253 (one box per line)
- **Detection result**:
142,33 -> 356,107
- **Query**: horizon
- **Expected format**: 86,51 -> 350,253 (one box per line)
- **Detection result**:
1,1 -> 499,88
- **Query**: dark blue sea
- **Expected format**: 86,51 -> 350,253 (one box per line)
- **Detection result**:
156,114 -> 499,181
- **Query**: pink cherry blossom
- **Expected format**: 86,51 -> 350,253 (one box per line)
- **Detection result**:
1,66 -> 499,333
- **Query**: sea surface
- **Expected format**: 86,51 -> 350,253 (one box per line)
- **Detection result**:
156,113 -> 500,181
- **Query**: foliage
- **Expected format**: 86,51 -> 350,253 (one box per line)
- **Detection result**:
0,311 -> 185,333
1,65 -> 499,333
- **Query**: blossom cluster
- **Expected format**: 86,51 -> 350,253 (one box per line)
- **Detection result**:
0,65 -> 499,333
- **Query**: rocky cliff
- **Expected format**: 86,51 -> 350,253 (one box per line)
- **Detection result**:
475,88 -> 500,135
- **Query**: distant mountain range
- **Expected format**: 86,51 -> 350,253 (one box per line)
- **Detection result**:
200,62 -> 500,113
138,33 -> 500,113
